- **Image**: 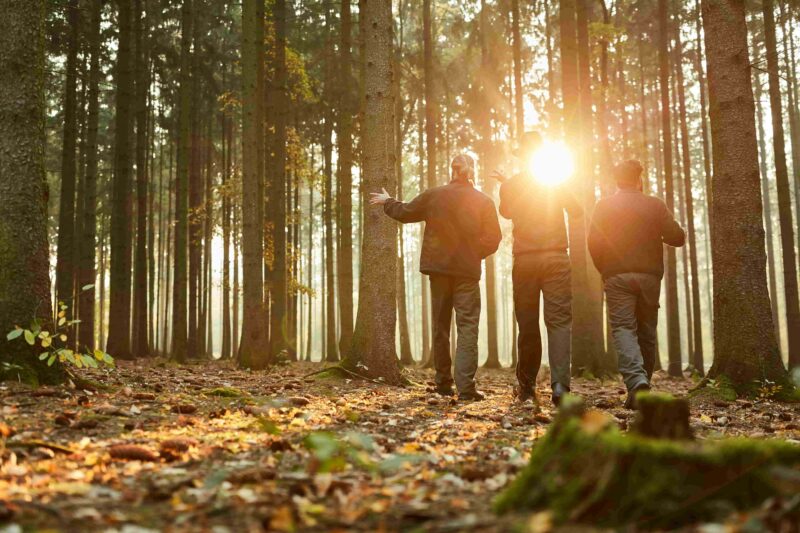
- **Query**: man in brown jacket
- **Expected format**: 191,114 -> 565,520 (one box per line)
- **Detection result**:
370,155 -> 502,401
494,132 -> 582,407
588,160 -> 685,409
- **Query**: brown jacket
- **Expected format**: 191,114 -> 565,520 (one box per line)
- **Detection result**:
384,179 -> 501,280
588,188 -> 686,280
499,173 -> 582,255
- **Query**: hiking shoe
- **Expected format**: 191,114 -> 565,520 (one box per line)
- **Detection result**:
624,383 -> 651,410
434,386 -> 454,397
458,390 -> 485,402
551,383 -> 569,407
516,387 -> 536,404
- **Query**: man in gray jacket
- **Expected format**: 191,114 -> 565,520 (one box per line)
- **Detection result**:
588,160 -> 685,409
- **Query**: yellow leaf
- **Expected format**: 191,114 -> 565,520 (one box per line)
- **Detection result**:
59,334 -> 67,342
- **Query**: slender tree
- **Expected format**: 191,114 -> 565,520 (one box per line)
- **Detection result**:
55,0 -> 81,308
657,0 -> 682,376
762,0 -> 800,368
343,0 -> 401,384
171,0 -> 193,363
239,0 -> 270,368
269,0 -> 289,358
77,0 -> 103,351
132,0 -> 150,357
337,0 -> 355,357
107,0 -> 136,360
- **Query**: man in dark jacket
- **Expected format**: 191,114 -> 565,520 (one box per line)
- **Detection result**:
369,154 -> 502,400
493,131 -> 582,407
588,159 -> 685,409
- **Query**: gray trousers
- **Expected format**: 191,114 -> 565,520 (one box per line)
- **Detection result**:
604,273 -> 660,391
513,251 -> 572,391
429,275 -> 480,394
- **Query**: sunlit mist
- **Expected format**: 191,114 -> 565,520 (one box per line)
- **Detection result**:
528,140 -> 575,187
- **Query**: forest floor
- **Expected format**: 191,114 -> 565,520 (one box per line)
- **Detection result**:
1,360 -> 799,532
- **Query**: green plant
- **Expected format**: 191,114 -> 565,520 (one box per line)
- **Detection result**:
6,285 -> 114,371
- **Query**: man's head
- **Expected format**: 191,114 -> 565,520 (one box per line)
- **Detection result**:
451,154 -> 475,182
514,131 -> 543,158
613,159 -> 644,190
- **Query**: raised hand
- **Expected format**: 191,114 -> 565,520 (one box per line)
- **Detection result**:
489,169 -> 508,183
369,187 -> 392,206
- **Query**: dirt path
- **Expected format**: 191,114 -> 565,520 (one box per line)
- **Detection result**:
1,361 -> 798,531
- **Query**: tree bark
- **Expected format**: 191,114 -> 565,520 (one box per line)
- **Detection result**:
171,0 -> 192,363
762,0 -> 800,368
132,0 -> 150,357
0,0 -> 62,384
753,56 -> 782,352
107,0 -> 136,361
702,0 -> 787,386
337,0 -> 355,357
77,0 -> 102,352
267,0 -> 288,359
657,0 -> 682,377
56,0 -> 80,308
238,0 -> 270,369
673,20 -> 704,375
343,0 -> 401,384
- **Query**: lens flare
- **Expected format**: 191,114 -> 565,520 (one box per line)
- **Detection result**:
527,140 -> 575,186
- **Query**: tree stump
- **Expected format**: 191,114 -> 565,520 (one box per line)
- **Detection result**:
632,392 -> 693,440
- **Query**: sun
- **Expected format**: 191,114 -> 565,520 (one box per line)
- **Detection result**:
527,140 -> 576,187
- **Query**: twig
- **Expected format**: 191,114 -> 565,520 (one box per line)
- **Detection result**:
5,440 -> 75,454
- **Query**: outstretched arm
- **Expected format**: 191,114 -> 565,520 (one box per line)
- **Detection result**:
370,188 -> 430,223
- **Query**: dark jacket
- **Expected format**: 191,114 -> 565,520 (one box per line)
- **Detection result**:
588,188 -> 686,280
498,172 -> 582,255
384,179 -> 502,281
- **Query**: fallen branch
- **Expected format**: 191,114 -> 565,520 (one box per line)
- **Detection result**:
5,440 -> 75,454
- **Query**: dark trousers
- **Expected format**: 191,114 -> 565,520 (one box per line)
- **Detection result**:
430,274 -> 480,394
604,273 -> 660,391
513,251 -> 572,392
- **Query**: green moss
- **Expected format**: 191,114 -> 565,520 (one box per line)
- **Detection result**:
690,376 -> 739,402
203,386 -> 247,398
495,401 -> 800,528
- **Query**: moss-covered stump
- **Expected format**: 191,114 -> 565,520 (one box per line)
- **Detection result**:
632,392 -> 693,440
495,399 -> 800,528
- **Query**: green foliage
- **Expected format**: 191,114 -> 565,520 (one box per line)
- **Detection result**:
303,431 -> 427,475
6,288 -> 114,374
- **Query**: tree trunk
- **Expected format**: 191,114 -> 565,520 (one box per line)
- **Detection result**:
77,0 -> 102,352
107,0 -> 136,361
673,21 -> 704,375
479,0 -> 500,370
657,0 -> 681,377
132,0 -> 150,357
56,0 -> 80,308
238,0 -> 270,369
337,0 -> 355,357
702,0 -> 787,386
269,0 -> 288,358
187,4 -> 202,359
323,1 -> 338,363
221,91 -> 232,359
0,0 -> 62,385
171,0 -> 192,363
753,57 -> 782,352
343,0 -> 401,384
511,0 -> 524,137
762,0 -> 800,368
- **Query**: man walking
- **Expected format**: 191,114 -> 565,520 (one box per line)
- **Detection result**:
588,160 -> 685,409
494,131 -> 581,407
370,154 -> 502,401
